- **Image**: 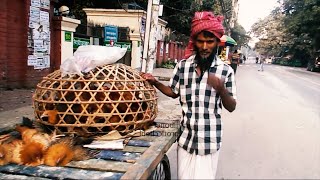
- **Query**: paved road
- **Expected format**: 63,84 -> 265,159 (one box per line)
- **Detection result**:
216,63 -> 320,179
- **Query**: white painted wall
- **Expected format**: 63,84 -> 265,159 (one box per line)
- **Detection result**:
83,9 -> 168,70
60,17 -> 80,63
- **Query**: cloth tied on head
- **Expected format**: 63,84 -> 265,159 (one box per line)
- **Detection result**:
184,11 -> 225,59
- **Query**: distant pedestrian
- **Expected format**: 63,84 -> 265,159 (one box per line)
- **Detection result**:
258,58 -> 265,71
255,56 -> 259,64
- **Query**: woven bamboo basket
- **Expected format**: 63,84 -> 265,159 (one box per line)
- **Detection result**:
32,63 -> 158,136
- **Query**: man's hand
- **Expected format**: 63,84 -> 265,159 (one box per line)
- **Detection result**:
140,72 -> 157,85
207,73 -> 225,93
207,73 -> 236,112
140,72 -> 179,99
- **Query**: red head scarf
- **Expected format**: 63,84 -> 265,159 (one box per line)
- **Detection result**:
184,11 -> 225,59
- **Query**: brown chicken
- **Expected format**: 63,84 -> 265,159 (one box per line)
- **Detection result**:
0,138 -> 24,165
41,109 -> 77,125
19,142 -> 46,166
16,126 -> 52,147
44,137 -> 92,166
109,115 -> 121,123
15,126 -> 56,166
41,110 -> 59,124
116,84 -> 135,113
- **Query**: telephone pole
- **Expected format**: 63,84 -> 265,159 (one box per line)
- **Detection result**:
141,0 -> 160,73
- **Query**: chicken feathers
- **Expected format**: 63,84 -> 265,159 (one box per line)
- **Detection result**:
41,110 -> 59,124
20,142 -> 45,166
15,125 -> 52,148
44,137 -> 92,166
15,126 -> 56,166
44,137 -> 74,166
0,139 -> 23,165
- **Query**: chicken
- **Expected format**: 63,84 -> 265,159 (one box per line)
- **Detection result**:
95,92 -> 106,101
15,126 -> 56,166
41,110 -> 59,124
79,92 -> 91,101
117,84 -> 135,113
44,137 -> 73,166
73,127 -> 91,137
109,115 -> 121,123
19,142 -> 46,166
101,104 -> 113,113
109,91 -> 120,101
41,109 -> 77,125
130,102 -> 140,112
0,139 -> 24,165
124,114 -> 134,122
86,104 -> 98,114
64,91 -> 76,101
44,137 -> 92,166
56,103 -> 68,113
15,125 -> 52,148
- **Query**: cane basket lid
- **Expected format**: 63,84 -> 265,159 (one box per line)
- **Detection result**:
33,63 -> 158,136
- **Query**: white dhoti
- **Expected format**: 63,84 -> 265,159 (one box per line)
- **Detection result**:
178,145 -> 220,179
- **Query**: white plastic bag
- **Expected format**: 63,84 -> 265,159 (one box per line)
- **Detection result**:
60,45 -> 127,76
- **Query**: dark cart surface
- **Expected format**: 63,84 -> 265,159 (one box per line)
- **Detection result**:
0,122 -> 177,179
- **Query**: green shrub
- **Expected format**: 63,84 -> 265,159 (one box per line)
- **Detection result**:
161,60 -> 176,69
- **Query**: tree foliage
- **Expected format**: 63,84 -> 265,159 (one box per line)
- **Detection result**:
251,0 -> 320,63
250,8 -> 290,56
231,22 -> 250,49
282,0 -> 320,55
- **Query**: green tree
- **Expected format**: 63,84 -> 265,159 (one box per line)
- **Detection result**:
282,0 -> 320,58
231,22 -> 250,49
250,7 -> 290,57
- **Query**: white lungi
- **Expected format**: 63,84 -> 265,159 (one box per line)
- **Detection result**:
178,145 -> 220,179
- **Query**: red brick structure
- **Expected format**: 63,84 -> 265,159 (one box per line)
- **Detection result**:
0,0 -> 57,89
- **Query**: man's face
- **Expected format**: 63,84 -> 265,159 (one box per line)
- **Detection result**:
195,32 -> 219,59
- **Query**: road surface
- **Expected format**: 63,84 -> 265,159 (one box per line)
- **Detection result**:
217,63 -> 320,179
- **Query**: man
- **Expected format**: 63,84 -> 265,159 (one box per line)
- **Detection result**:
258,57 -> 265,71
231,50 -> 240,74
141,11 -> 237,179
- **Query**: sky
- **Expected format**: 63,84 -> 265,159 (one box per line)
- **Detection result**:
238,0 -> 280,32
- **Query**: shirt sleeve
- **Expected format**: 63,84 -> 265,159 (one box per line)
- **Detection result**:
225,69 -> 237,100
168,62 -> 180,95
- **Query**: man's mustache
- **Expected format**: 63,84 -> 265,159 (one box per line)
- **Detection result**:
200,50 -> 211,54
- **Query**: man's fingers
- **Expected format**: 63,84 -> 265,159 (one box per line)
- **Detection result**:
140,73 -> 154,81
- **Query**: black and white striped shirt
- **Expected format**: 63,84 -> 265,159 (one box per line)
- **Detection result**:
169,54 -> 237,155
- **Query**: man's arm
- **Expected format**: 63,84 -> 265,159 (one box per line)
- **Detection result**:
140,73 -> 179,99
207,73 -> 236,112
218,85 -> 236,112
153,81 -> 179,98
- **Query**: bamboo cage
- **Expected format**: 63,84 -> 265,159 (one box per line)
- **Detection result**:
32,63 -> 158,136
